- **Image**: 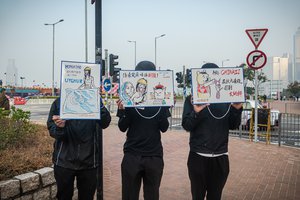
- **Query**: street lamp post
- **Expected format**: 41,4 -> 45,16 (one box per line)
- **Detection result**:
128,40 -> 137,67
155,34 -> 166,70
222,59 -> 230,67
20,77 -> 25,97
44,19 -> 64,96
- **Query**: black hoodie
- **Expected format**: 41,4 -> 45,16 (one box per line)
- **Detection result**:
47,98 -> 111,170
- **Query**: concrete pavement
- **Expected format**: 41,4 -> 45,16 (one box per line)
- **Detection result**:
102,124 -> 300,200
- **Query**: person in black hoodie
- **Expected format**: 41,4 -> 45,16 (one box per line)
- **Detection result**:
116,61 -> 171,200
47,97 -> 111,200
182,63 -> 243,200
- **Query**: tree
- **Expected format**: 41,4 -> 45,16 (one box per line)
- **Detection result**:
239,63 -> 268,96
287,81 -> 300,97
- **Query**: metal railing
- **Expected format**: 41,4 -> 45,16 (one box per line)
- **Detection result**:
110,101 -> 300,148
169,104 -> 300,148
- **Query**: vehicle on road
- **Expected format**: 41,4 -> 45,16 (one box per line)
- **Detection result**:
241,100 -> 280,129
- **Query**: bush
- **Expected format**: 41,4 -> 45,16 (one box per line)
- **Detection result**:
0,106 -> 34,151
0,107 -> 53,180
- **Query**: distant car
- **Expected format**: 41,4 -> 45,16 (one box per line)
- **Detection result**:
13,96 -> 26,105
241,100 -> 280,129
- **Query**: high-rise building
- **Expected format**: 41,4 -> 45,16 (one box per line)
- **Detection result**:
260,55 -> 291,98
294,27 -> 300,82
6,59 -> 18,87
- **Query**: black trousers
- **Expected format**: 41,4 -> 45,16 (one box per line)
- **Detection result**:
187,151 -> 229,200
121,153 -> 164,200
54,165 -> 97,200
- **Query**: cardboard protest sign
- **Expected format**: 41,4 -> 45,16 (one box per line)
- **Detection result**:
60,61 -> 101,119
191,67 -> 245,104
119,70 -> 174,107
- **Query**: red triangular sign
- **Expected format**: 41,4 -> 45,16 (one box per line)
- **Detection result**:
246,29 -> 268,49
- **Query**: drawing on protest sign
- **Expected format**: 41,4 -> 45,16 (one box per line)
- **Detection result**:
191,67 -> 245,104
60,61 -> 101,119
119,70 -> 174,107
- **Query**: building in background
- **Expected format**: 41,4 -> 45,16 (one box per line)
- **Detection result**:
260,55 -> 291,99
5,59 -> 18,87
294,27 -> 300,82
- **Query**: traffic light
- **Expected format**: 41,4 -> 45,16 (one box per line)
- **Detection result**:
185,68 -> 192,86
112,67 -> 121,83
109,54 -> 119,76
176,72 -> 183,84
101,59 -> 105,76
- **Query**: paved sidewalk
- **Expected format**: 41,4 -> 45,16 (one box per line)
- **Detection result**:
102,125 -> 300,200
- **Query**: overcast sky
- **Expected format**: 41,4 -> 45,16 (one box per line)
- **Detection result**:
1,0 -> 300,87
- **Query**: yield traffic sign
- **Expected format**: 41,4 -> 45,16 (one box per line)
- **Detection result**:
245,29 -> 268,49
246,50 -> 267,70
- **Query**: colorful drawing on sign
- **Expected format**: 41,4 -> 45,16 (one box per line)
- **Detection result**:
191,67 -> 245,104
119,70 -> 174,107
78,66 -> 96,89
60,61 -> 101,119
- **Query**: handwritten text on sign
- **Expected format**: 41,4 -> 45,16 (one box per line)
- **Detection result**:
119,70 -> 174,107
191,67 -> 245,104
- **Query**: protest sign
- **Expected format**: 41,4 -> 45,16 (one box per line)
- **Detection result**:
119,70 -> 174,107
191,67 -> 245,104
60,61 -> 101,119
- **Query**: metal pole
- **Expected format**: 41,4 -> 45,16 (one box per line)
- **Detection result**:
154,34 -> 166,70
85,0 -> 88,62
128,40 -> 136,67
134,41 -> 136,66
155,37 -> 157,67
183,65 -> 186,101
52,24 -> 55,96
45,19 -> 63,96
95,1 -> 103,199
254,70 -> 258,142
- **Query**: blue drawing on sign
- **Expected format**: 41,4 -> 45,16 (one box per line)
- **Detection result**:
62,88 -> 99,114
120,81 -> 134,105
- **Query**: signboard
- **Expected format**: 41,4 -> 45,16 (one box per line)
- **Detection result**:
119,70 -> 174,107
246,50 -> 267,70
191,67 -> 245,104
60,61 -> 101,119
245,28 -> 268,49
103,78 -> 111,92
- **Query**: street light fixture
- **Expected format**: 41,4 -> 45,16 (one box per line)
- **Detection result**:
222,59 -> 230,67
44,19 -> 64,96
155,34 -> 166,70
128,40 -> 137,67
20,77 -> 25,97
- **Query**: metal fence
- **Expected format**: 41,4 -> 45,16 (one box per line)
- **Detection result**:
169,104 -> 300,148
108,100 -> 300,148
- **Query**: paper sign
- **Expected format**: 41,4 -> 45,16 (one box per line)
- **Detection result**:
191,67 -> 245,104
119,70 -> 174,107
60,61 -> 101,119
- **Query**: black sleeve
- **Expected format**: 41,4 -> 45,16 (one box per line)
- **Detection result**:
228,105 -> 243,130
117,108 -> 132,132
47,98 -> 67,140
181,95 -> 206,132
159,107 -> 171,133
99,105 -> 111,129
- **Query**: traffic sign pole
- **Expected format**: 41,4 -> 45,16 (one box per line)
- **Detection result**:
245,28 -> 268,143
